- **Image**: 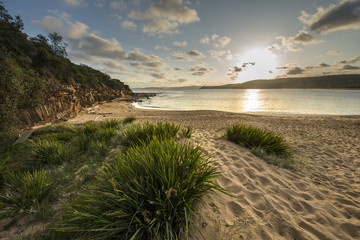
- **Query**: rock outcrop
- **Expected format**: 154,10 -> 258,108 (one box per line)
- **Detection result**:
21,85 -> 132,127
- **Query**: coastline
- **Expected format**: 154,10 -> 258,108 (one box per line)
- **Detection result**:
66,99 -> 360,239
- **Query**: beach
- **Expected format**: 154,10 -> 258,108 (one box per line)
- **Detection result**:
68,99 -> 360,240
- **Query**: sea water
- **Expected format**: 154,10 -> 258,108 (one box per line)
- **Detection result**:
132,88 -> 360,115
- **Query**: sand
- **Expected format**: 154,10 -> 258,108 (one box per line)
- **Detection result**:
67,99 -> 360,239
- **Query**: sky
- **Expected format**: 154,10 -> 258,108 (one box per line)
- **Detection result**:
3,0 -> 360,88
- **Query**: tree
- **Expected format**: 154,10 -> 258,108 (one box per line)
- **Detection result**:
13,14 -> 24,30
0,1 -> 13,23
48,32 -> 67,57
30,34 -> 49,47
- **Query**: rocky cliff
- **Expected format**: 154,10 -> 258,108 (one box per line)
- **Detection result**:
21,85 -> 133,127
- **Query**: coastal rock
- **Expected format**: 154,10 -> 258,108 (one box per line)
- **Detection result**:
20,85 -> 132,127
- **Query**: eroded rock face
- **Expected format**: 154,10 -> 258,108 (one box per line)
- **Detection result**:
21,85 -> 132,127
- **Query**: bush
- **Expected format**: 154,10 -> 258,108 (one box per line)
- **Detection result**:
29,139 -> 75,166
100,118 -> 122,129
0,169 -> 53,217
123,122 -> 180,146
181,126 -> 193,139
225,124 -> 289,155
55,138 -> 222,239
123,116 -> 136,124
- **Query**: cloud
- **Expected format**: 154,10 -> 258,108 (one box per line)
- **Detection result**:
208,50 -> 226,58
33,16 -> 64,32
110,0 -> 125,10
327,50 -> 343,55
171,50 -> 204,61
173,41 -> 187,47
66,21 -> 89,39
155,45 -> 170,51
187,50 -> 204,58
171,51 -> 192,61
188,63 -> 214,76
214,36 -> 231,48
208,49 -> 233,61
336,55 -> 360,64
174,67 -> 183,71
276,30 -> 322,51
299,0 -> 360,34
176,78 -> 187,83
121,20 -> 137,30
319,63 -> 330,68
286,67 -> 305,75
128,0 -> 199,34
200,37 -> 210,44
64,0 -> 87,7
227,62 -> 256,80
341,64 -> 360,70
200,34 -> 231,48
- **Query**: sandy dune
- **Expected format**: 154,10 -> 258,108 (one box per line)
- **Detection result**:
67,100 -> 360,240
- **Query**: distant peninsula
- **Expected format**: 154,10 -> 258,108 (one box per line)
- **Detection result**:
200,74 -> 360,89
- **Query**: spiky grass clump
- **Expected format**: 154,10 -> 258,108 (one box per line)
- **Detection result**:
181,126 -> 193,139
55,138 -> 222,239
28,139 -> 76,166
100,118 -> 122,129
225,124 -> 294,169
123,122 -> 180,146
225,124 -> 289,155
0,170 -> 53,217
123,116 -> 137,124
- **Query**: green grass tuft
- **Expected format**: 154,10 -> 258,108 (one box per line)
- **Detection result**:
225,124 -> 289,155
123,116 -> 137,124
54,138 -> 222,239
123,122 -> 180,146
225,124 -> 294,169
181,126 -> 193,139
0,169 -> 53,218
28,139 -> 76,166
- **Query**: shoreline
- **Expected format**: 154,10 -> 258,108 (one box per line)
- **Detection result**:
66,99 -> 360,239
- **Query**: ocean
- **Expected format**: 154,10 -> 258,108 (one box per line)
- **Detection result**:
132,88 -> 360,115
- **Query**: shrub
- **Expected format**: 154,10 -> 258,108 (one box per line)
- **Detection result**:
181,126 -> 193,139
55,138 -> 222,239
0,169 -> 53,217
100,118 -> 122,129
225,124 -> 289,155
123,116 -> 136,124
29,139 -> 75,166
123,122 -> 180,146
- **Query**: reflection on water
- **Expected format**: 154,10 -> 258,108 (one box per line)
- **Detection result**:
243,89 -> 262,112
134,89 -> 360,115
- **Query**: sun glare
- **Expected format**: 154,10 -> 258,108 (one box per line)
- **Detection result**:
236,48 -> 278,82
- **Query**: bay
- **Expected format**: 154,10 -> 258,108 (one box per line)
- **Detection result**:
132,88 -> 360,115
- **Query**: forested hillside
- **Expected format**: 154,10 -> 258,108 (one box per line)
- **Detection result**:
201,74 -> 360,89
0,2 -> 131,134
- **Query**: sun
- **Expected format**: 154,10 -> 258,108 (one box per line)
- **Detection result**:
236,47 -> 278,82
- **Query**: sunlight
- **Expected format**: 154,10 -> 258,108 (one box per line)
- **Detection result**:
236,47 -> 278,82
243,89 -> 262,112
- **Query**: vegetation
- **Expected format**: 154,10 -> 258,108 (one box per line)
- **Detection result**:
0,120 -> 220,239
0,170 -> 53,218
123,122 -> 180,146
0,2 -> 130,135
123,116 -> 137,124
225,124 -> 294,169
200,74 -> 360,89
55,138 -> 221,239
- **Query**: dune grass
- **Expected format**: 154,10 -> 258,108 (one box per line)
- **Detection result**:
123,122 -> 180,146
225,124 -> 293,169
0,120 -> 219,239
54,137 -> 221,239
123,116 -> 137,124
0,170 -> 53,218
